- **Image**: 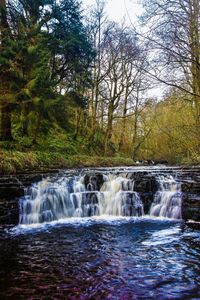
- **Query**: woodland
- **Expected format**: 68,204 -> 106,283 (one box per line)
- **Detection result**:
0,0 -> 200,172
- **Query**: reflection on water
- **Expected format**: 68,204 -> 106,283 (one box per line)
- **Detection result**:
0,219 -> 200,299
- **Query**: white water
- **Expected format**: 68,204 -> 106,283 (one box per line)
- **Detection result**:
20,174 -> 143,224
150,175 -> 182,219
19,172 -> 182,225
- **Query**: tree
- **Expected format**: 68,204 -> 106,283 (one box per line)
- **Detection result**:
0,0 -> 54,140
0,0 -> 94,141
48,0 -> 94,95
85,0 -> 107,145
99,23 -> 140,154
140,90 -> 199,162
141,0 -> 200,125
0,0 -> 13,140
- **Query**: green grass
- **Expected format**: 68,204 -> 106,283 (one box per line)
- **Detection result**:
0,125 -> 135,174
0,150 -> 134,174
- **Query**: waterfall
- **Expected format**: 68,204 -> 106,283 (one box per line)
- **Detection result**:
98,175 -> 143,217
19,171 -> 182,225
150,175 -> 182,219
19,174 -> 143,225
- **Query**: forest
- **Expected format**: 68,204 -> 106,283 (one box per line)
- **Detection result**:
0,0 -> 200,172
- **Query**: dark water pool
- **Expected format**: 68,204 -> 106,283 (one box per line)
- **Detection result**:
0,218 -> 200,299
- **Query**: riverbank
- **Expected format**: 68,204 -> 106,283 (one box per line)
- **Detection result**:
1,149 -> 200,175
0,150 -> 134,174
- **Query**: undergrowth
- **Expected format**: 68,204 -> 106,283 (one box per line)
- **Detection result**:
0,150 -> 133,174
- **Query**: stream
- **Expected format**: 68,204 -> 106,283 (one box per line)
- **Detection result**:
0,166 -> 199,299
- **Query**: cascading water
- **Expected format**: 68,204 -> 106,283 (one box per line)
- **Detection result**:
98,175 -> 143,217
150,175 -> 182,219
19,174 -> 143,224
19,170 -> 182,225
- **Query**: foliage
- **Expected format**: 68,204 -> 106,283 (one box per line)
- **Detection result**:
0,0 -> 199,172
134,90 -> 199,163
0,0 -> 94,140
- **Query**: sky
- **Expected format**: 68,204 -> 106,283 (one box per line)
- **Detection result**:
82,0 -> 143,25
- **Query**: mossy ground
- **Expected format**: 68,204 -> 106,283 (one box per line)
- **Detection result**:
0,150 -> 134,174
0,128 -> 134,174
1,127 -> 198,174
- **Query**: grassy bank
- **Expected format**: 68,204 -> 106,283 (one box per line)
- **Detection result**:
0,150 -> 134,174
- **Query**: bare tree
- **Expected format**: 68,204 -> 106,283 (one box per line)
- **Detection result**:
85,0 -> 107,144
140,0 -> 200,124
99,23 -> 140,154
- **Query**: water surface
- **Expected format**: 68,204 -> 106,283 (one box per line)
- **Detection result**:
0,218 -> 200,299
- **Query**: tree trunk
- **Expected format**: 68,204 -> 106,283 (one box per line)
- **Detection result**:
104,103 -> 114,155
132,87 -> 140,149
75,108 -> 82,138
0,104 -> 12,141
132,129 -> 151,161
89,12 -> 102,144
22,104 -> 30,136
189,0 -> 200,126
119,86 -> 129,152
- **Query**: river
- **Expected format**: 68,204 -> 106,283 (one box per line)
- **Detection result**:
0,167 -> 199,299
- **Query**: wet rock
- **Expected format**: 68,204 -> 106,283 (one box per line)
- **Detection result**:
154,160 -> 168,165
134,177 -> 159,193
182,194 -> 200,222
83,173 -> 104,191
181,181 -> 194,193
181,181 -> 200,194
121,192 -> 143,217
18,174 -> 43,186
185,220 -> 200,230
127,172 -> 149,180
140,193 -> 154,215
0,173 -> 44,225
0,199 -> 19,225
72,192 -> 100,208
0,186 -> 24,199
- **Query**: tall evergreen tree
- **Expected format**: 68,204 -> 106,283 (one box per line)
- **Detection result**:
0,0 -> 94,140
49,0 -> 94,97
0,0 -> 13,140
